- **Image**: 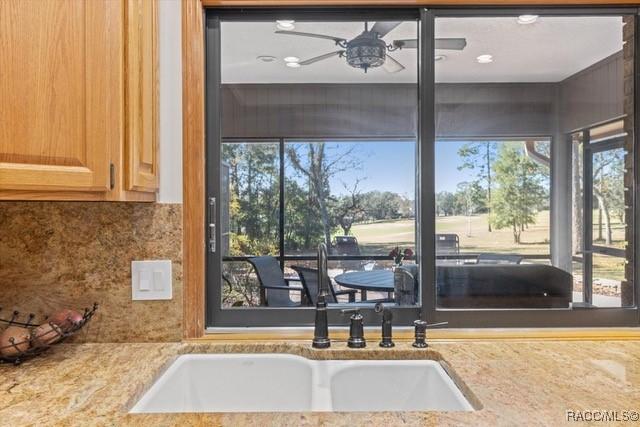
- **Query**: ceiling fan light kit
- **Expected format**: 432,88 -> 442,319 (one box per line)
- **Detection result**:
345,29 -> 387,72
517,15 -> 538,25
276,20 -> 295,31
476,54 -> 494,64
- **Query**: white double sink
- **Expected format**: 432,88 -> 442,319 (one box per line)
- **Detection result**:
130,353 -> 474,413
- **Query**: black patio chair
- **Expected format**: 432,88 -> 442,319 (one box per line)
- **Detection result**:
436,233 -> 460,255
477,253 -> 523,264
332,235 -> 366,271
290,266 -> 357,304
246,256 -> 305,307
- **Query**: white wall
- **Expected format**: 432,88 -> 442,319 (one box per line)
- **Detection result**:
158,0 -> 183,203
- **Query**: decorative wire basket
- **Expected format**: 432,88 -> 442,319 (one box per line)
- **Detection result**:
0,303 -> 98,365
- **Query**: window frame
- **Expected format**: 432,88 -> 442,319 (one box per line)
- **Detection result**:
205,6 -> 640,328
426,7 -> 640,327
206,8 -> 424,327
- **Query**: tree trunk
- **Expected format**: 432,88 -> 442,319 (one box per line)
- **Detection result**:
316,186 -> 332,249
597,179 -> 604,241
512,222 -> 520,244
594,190 -> 613,245
597,205 -> 603,241
486,142 -> 492,232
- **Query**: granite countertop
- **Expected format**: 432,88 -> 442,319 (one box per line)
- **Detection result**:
1,340 -> 639,426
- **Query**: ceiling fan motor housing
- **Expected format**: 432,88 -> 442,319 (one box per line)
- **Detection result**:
346,32 -> 386,72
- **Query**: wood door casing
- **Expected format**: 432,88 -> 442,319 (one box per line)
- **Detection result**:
0,0 -> 118,192
125,0 -> 159,193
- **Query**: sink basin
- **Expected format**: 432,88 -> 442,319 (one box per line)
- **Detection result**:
130,354 -> 473,413
328,360 -> 472,412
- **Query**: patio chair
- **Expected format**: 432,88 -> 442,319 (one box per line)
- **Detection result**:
477,253 -> 523,264
394,264 -> 420,306
290,266 -> 357,304
332,235 -> 365,271
246,256 -> 305,307
436,234 -> 460,255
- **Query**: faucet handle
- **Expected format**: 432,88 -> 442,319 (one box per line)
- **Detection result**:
342,308 -> 365,348
374,303 -> 394,348
412,320 -> 447,348
426,321 -> 448,328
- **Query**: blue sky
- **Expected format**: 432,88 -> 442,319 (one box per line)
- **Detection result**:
286,140 -> 475,197
434,141 -> 478,192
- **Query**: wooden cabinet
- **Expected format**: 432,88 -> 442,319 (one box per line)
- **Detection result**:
0,0 -> 158,201
125,0 -> 159,193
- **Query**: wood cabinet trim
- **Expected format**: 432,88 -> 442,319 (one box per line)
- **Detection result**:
182,0 -> 207,339
125,0 -> 159,193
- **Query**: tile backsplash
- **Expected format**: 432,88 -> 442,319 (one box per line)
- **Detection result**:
0,202 -> 182,342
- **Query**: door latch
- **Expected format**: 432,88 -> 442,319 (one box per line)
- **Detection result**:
208,197 -> 216,253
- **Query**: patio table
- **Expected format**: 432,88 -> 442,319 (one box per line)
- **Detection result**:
333,270 -> 394,301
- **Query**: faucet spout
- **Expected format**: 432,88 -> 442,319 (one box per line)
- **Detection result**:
312,243 -> 330,349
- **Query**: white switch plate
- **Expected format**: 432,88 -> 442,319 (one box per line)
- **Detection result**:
132,260 -> 172,301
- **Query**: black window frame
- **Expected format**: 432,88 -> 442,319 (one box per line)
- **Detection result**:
427,7 -> 640,327
205,6 -> 640,328
206,8 -> 424,327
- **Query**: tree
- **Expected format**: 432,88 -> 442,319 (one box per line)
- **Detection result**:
436,191 -> 457,216
333,180 -> 365,235
360,191 -> 403,220
458,141 -> 498,230
490,144 -> 546,243
572,140 -> 583,255
223,143 -> 279,254
456,181 -> 485,237
284,179 -> 325,251
592,149 -> 625,245
286,143 -> 361,249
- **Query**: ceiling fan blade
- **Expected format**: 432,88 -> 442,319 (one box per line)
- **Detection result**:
299,50 -> 344,66
275,30 -> 346,44
435,38 -> 467,50
371,21 -> 402,38
383,54 -> 405,73
392,39 -> 417,49
392,38 -> 467,50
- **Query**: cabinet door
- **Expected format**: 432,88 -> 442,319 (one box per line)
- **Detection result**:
0,0 -> 119,192
125,0 -> 159,192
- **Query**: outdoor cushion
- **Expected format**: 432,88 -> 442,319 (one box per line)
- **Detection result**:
436,264 -> 572,308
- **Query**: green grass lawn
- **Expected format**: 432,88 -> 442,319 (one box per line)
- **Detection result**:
351,211 -> 552,255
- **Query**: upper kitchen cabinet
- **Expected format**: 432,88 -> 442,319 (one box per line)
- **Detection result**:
0,0 -> 158,201
125,0 -> 159,194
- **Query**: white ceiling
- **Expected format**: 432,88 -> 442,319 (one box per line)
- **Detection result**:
221,16 -> 623,84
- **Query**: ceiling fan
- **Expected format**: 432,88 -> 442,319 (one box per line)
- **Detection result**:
275,21 -> 466,73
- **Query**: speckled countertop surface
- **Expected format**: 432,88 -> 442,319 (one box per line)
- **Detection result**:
1,340 -> 639,426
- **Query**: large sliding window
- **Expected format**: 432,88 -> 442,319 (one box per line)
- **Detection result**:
207,9 -> 422,326
206,7 -> 640,328
429,10 -> 638,327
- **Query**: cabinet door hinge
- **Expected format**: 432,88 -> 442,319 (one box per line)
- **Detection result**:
109,163 -> 115,190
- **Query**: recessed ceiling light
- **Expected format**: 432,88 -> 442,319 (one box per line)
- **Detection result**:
276,20 -> 295,30
517,15 -> 538,25
434,54 -> 447,62
286,62 -> 301,68
283,56 -> 300,63
257,55 -> 277,63
476,54 -> 493,64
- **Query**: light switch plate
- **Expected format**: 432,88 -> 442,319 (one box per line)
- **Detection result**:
132,260 -> 172,300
